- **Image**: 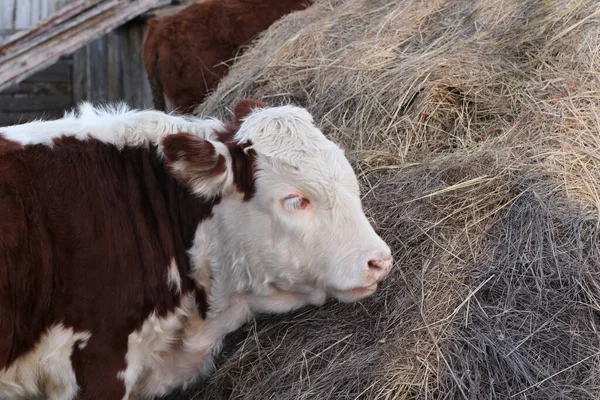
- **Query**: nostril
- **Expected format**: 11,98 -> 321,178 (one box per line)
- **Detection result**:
368,259 -> 384,271
368,255 -> 393,281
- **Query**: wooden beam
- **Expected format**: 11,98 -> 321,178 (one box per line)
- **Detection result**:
141,0 -> 204,20
0,0 -> 171,93
0,94 -> 72,112
142,4 -> 188,19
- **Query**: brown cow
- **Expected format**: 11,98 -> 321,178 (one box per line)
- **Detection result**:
143,0 -> 312,114
0,99 -> 392,399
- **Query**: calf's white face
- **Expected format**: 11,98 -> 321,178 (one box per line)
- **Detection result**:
234,106 -> 391,302
171,101 -> 392,307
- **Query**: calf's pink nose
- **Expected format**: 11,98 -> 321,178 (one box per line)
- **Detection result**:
368,255 -> 393,282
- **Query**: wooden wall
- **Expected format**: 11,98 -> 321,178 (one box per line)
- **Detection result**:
0,0 -> 154,126
1,0 -> 74,32
0,0 -> 75,125
0,58 -> 72,125
73,20 -> 153,109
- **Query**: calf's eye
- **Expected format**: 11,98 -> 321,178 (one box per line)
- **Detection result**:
281,195 -> 310,212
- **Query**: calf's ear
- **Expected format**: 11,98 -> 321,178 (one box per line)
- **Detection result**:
162,133 -> 230,198
234,98 -> 267,125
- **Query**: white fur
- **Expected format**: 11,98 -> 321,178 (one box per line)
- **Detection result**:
0,102 -> 223,149
166,258 -> 182,295
0,324 -> 91,400
118,295 -> 200,399
121,104 -> 391,398
193,104 -> 391,308
118,293 -> 231,398
182,106 -> 391,378
121,288 -> 327,398
173,140 -> 235,199
235,105 -> 338,163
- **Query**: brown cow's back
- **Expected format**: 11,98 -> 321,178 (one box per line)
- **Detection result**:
142,0 -> 312,113
0,136 -> 210,398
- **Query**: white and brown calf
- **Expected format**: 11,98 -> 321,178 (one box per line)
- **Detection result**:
0,99 -> 392,399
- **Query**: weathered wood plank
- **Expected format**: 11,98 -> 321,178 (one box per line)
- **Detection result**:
107,30 -> 120,103
0,0 -> 16,30
21,57 -> 72,83
2,0 -> 115,58
0,29 -> 20,37
141,0 -> 206,19
0,56 -> 71,97
73,20 -> 153,108
88,35 -> 109,103
0,58 -> 71,89
72,43 -> 88,103
0,94 -> 71,112
0,34 -> 16,48
0,109 -> 66,126
0,0 -> 171,93
73,34 -> 110,103
117,21 -> 152,108
3,0 -> 91,46
13,0 -> 32,29
142,3 -> 190,19
1,81 -> 70,96
11,0 -> 67,29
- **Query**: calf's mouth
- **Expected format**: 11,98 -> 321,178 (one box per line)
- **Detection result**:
330,282 -> 378,303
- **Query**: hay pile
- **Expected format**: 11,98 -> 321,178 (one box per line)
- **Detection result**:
169,0 -> 600,398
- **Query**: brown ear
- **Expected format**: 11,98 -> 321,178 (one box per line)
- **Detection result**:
234,98 -> 267,125
162,133 -> 228,197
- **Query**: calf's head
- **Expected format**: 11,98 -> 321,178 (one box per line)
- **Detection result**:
162,100 -> 392,305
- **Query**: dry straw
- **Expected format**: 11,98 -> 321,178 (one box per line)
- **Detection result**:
170,0 -> 600,398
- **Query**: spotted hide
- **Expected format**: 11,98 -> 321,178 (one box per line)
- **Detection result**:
0,99 -> 392,399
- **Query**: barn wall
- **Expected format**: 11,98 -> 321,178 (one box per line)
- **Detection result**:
0,0 -> 154,126
0,58 -> 72,125
73,20 -> 153,109
1,0 -> 73,31
0,0 -> 76,125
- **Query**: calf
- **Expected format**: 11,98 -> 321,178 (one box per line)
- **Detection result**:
0,99 -> 392,399
142,0 -> 311,114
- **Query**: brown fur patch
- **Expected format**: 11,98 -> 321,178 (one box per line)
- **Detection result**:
0,134 -> 23,154
0,136 -> 212,399
228,144 -> 257,201
162,133 -> 228,190
219,128 -> 258,201
142,0 -> 312,114
215,98 -> 266,201
234,98 -> 268,125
